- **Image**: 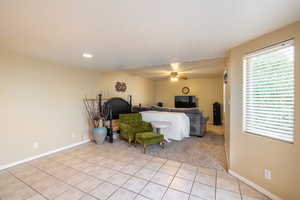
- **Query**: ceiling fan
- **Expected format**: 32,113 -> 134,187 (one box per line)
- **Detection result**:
169,63 -> 188,81
169,71 -> 188,81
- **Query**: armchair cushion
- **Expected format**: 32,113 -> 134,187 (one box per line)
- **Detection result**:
135,132 -> 165,153
119,122 -> 135,141
119,113 -> 153,143
138,121 -> 153,132
136,132 -> 164,145
120,113 -> 142,126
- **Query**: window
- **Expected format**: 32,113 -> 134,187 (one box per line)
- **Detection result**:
243,39 -> 294,142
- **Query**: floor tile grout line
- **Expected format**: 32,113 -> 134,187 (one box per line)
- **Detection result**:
187,167 -> 199,200
23,158 -> 113,196
6,141 -> 265,199
20,140 -> 213,173
122,171 -> 197,197
26,161 -> 104,200
215,172 -> 245,196
215,170 -> 218,200
46,152 -> 160,200
102,184 -> 127,200
126,156 -> 168,199
100,158 -> 159,200
44,162 -> 140,199
159,162 -> 182,200
130,159 -> 185,200
30,156 -> 198,200
132,157 -> 169,200
3,142 -> 228,200
238,179 -> 243,200
25,153 -> 138,199
6,170 -> 50,200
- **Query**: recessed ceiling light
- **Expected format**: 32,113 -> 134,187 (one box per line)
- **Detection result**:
82,53 -> 93,58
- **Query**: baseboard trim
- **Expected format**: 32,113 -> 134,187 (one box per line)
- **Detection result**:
224,146 -> 229,171
228,170 -> 282,200
0,139 -> 91,171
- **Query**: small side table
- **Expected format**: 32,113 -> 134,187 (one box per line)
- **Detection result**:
151,121 -> 172,142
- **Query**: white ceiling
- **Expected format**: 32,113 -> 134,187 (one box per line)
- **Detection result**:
0,0 -> 300,71
125,58 -> 226,80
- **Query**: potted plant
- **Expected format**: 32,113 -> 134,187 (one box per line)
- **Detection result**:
92,116 -> 107,144
84,97 -> 107,144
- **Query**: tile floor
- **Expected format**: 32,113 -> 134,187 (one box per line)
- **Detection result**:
0,142 -> 270,200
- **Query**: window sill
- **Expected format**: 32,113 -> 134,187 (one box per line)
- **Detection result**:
243,131 -> 294,144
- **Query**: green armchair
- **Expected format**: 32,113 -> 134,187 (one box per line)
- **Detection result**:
119,113 -> 153,144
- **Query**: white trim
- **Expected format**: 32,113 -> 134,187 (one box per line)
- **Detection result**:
228,170 -> 282,200
224,144 -> 230,170
0,139 -> 91,171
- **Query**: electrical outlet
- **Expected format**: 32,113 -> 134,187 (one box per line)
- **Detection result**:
82,132 -> 89,140
72,133 -> 76,138
33,142 -> 39,149
264,169 -> 272,180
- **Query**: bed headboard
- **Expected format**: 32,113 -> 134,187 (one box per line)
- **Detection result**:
102,97 -> 132,120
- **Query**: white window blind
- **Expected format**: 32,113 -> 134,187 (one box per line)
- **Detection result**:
243,39 -> 294,142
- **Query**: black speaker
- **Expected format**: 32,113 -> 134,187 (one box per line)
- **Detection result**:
213,102 -> 222,125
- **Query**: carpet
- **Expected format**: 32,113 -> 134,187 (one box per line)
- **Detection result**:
112,131 -> 226,171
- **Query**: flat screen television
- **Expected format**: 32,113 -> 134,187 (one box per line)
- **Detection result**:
175,96 -> 197,108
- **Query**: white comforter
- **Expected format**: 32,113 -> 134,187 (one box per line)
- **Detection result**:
140,111 -> 190,141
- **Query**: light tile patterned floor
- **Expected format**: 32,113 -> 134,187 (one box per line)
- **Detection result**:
0,142 -> 270,200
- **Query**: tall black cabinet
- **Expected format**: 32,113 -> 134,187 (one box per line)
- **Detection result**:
213,102 -> 222,125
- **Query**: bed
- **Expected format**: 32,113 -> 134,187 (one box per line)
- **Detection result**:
140,111 -> 190,141
99,94 -> 132,142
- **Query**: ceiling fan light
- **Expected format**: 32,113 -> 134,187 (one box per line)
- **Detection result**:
82,53 -> 93,58
170,77 -> 178,81
171,62 -> 180,71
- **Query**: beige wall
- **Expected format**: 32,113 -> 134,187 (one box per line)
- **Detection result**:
99,71 -> 155,106
154,77 -> 223,121
0,51 -> 155,167
228,21 -> 300,200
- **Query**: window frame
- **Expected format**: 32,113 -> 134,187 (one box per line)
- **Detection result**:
242,39 -> 295,143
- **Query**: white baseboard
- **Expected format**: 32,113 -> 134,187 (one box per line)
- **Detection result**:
228,170 -> 282,200
0,139 -> 91,171
224,146 -> 229,170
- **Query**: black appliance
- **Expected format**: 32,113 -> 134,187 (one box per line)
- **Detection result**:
175,96 -> 197,108
213,102 -> 222,125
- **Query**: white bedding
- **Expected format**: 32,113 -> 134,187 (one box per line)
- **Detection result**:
140,111 -> 190,141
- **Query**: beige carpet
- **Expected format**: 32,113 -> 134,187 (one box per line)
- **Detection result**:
112,132 -> 227,171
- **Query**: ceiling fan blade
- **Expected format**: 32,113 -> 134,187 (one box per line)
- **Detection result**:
173,58 -> 225,72
178,74 -> 188,80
